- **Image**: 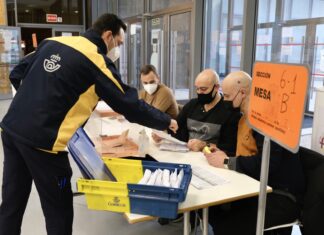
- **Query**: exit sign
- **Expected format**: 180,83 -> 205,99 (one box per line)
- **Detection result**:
46,14 -> 57,23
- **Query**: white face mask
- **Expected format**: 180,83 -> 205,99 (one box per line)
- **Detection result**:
143,83 -> 158,95
107,46 -> 120,62
107,37 -> 120,62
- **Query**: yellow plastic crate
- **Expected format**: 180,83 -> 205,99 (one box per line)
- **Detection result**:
77,158 -> 144,213
76,157 -> 191,218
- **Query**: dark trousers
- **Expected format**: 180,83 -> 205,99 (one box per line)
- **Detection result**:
0,131 -> 73,235
209,193 -> 301,235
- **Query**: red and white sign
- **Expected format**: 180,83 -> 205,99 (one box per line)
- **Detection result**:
46,14 -> 57,23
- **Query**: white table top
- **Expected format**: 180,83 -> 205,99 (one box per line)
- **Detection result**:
85,117 -> 271,224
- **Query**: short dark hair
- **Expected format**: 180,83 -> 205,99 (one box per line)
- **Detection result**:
92,13 -> 127,36
140,64 -> 158,77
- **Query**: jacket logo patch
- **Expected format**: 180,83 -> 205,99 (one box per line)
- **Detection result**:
44,54 -> 61,72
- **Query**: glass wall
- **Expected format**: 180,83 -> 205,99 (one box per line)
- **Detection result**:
204,0 -> 245,79
17,0 -> 83,25
0,27 -> 21,99
147,16 -> 164,82
128,22 -> 142,88
170,12 -> 191,101
118,0 -> 192,101
119,26 -> 128,84
117,1 -> 144,89
256,0 -> 324,113
150,0 -> 191,12
118,0 -> 144,19
6,0 -> 15,26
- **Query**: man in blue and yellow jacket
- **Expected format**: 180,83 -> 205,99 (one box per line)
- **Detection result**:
0,14 -> 177,235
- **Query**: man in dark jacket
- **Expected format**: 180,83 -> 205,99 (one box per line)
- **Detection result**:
204,71 -> 305,235
157,69 -> 241,155
0,14 -> 177,235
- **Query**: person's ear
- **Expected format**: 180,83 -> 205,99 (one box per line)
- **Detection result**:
102,30 -> 112,42
241,89 -> 247,98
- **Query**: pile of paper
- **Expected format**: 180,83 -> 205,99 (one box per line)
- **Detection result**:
138,168 -> 184,188
190,166 -> 229,190
152,130 -> 189,152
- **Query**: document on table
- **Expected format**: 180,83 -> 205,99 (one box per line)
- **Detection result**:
159,142 -> 189,152
190,166 -> 230,190
152,130 -> 187,145
152,130 -> 189,152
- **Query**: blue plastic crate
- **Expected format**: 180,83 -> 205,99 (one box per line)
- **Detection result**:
70,128 -> 192,219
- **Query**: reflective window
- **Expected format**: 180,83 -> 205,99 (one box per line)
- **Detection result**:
229,30 -> 242,72
255,28 -> 272,61
283,0 -> 310,20
256,0 -> 324,113
147,16 -> 164,82
309,24 -> 324,111
119,27 -> 128,84
150,0 -> 191,12
258,0 -> 276,23
311,0 -> 324,18
0,27 -> 21,99
280,26 -> 306,64
170,12 -> 191,101
17,0 -> 83,25
204,0 -> 245,78
283,0 -> 324,20
118,0 -> 144,19
232,0 -> 244,26
6,1 -> 15,26
128,22 -> 142,88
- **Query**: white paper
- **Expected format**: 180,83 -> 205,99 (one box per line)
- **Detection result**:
154,169 -> 163,186
159,142 -> 189,152
175,169 -> 184,188
190,166 -> 229,190
146,170 -> 158,185
162,169 -> 171,187
152,130 -> 187,145
170,169 -> 178,188
138,169 -> 151,184
95,101 -> 112,111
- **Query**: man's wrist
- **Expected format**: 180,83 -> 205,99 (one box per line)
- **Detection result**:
223,157 -> 229,169
226,157 -> 237,170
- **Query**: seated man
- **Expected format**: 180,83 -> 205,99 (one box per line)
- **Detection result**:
170,69 -> 241,153
204,71 -> 305,235
139,64 -> 179,119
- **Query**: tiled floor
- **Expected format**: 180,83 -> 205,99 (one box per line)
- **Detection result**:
0,99 -> 309,235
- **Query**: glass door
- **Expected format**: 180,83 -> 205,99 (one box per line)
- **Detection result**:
117,19 -> 142,86
169,12 -> 191,101
147,16 -> 164,83
147,11 -> 192,102
128,22 -> 142,88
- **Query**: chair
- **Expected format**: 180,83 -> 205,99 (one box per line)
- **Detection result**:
299,147 -> 324,235
177,103 -> 184,113
264,220 -> 301,234
264,146 -> 324,235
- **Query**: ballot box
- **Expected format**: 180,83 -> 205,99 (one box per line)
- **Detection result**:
68,128 -> 192,219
